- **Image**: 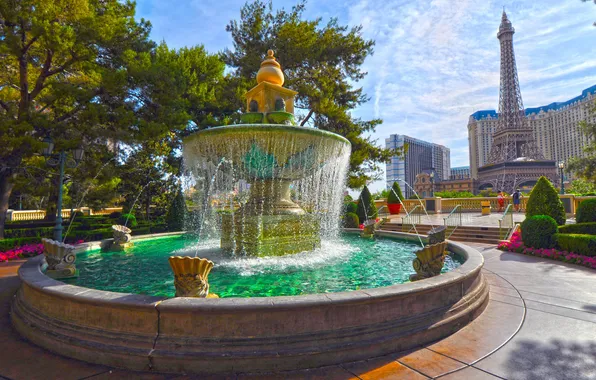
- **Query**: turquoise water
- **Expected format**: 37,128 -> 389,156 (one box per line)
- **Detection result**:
65,235 -> 462,298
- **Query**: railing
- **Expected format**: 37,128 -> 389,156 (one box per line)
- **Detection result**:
5,207 -> 123,222
498,204 -> 514,240
443,205 -> 462,239
401,205 -> 422,233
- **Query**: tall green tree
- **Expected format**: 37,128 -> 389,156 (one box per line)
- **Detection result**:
0,0 -> 154,238
222,0 -> 399,188
567,100 -> 596,184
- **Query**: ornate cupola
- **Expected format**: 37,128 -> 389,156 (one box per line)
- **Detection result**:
242,50 -> 298,124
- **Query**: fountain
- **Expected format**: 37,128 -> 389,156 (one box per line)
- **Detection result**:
12,50 -> 489,376
183,50 -> 350,257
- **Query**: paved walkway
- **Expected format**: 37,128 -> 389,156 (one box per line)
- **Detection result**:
1,245 -> 596,379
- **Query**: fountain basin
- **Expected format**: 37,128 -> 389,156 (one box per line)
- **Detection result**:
11,231 -> 488,375
183,124 -> 350,181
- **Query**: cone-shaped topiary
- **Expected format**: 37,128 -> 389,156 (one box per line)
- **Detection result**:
526,176 -> 566,225
356,185 -> 377,222
387,182 -> 404,204
166,189 -> 188,232
576,198 -> 596,223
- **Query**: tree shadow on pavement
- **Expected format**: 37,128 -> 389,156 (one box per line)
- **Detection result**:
506,339 -> 596,380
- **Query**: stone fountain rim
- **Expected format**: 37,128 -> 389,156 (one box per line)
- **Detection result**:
17,230 -> 483,309
182,124 -> 351,146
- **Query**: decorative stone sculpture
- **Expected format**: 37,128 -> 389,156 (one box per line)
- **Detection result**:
101,225 -> 133,251
428,225 -> 446,245
360,219 -> 383,238
113,225 -> 133,245
42,238 -> 78,279
168,256 -> 218,298
410,241 -> 448,281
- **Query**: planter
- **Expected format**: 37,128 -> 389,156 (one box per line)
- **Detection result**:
168,256 -> 215,298
387,203 -> 402,214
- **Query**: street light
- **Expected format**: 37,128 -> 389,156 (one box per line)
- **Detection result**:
41,136 -> 85,241
558,161 -> 565,195
429,171 -> 435,198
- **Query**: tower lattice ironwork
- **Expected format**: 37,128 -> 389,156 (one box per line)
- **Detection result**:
488,10 -> 543,163
477,11 -> 556,194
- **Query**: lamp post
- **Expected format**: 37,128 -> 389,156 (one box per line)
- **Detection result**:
429,171 -> 435,198
558,161 -> 565,195
42,136 -> 84,241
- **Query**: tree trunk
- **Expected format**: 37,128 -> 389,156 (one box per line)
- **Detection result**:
0,175 -> 15,240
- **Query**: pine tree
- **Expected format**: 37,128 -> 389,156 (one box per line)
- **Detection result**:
356,185 -> 377,223
525,176 -> 566,226
166,189 -> 188,231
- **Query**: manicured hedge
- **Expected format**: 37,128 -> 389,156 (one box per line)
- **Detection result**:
521,215 -> 558,249
4,227 -> 54,239
576,199 -> 596,223
558,222 -> 596,235
0,237 -> 41,251
556,233 -> 596,257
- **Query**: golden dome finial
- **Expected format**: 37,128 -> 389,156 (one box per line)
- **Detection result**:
257,49 -> 284,86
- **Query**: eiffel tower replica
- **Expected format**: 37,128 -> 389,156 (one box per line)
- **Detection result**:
478,10 -> 557,194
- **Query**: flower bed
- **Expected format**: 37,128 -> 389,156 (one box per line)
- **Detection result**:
0,240 -> 85,263
498,230 -> 596,270
0,243 -> 44,263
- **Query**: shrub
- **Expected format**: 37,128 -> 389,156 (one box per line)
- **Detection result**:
166,190 -> 187,231
344,202 -> 357,214
109,211 -> 123,219
556,233 -> 596,257
343,212 -> 359,228
4,227 -> 54,239
356,185 -> 377,222
0,237 -> 42,251
576,199 -> 596,223
558,222 -> 596,235
521,215 -> 558,249
526,176 -> 566,225
118,213 -> 137,227
387,182 -> 404,204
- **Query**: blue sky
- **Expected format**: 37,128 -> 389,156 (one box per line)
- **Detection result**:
136,0 -> 596,192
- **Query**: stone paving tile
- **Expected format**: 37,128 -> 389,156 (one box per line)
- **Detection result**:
523,299 -> 596,324
437,366 -> 502,379
237,365 -> 357,380
489,291 -> 524,307
519,290 -> 596,313
488,286 -> 521,298
396,348 -> 465,378
482,272 -> 515,289
0,265 -> 109,380
428,300 -> 524,364
343,356 -> 429,380
474,308 -> 596,380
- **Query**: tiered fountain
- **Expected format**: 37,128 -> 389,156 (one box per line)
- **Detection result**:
12,50 -> 488,376
182,50 -> 350,258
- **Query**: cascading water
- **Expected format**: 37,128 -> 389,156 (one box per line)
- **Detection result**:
183,125 -> 351,256
180,50 -> 351,257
